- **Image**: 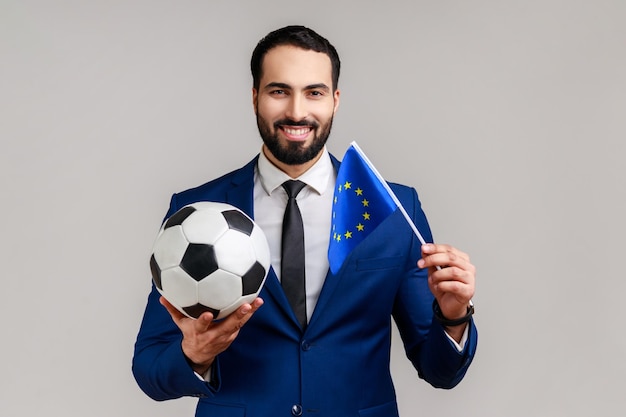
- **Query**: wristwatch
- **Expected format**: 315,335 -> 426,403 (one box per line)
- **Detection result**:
432,299 -> 474,327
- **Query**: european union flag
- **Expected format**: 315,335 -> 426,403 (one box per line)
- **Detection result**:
328,143 -> 398,274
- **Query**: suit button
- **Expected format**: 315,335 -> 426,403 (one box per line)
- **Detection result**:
291,404 -> 303,416
301,340 -> 310,351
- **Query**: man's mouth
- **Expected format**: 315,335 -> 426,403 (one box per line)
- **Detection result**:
279,125 -> 314,140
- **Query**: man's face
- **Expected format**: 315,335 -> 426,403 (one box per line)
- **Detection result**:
253,45 -> 340,170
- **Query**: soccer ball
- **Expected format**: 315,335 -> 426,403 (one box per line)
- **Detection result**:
149,202 -> 270,320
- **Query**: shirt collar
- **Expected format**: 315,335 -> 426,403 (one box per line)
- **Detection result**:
257,146 -> 333,196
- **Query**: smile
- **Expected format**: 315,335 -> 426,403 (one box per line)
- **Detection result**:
280,126 -> 313,140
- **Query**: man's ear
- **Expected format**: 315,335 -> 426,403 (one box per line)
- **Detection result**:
252,88 -> 258,114
333,88 -> 341,114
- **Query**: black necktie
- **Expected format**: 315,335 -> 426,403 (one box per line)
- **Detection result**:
281,180 -> 307,329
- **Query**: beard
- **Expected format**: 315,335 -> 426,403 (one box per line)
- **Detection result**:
256,112 -> 333,166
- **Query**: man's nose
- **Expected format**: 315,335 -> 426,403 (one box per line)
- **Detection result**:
285,95 -> 308,121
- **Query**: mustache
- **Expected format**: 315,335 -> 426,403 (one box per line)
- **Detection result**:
273,119 -> 319,129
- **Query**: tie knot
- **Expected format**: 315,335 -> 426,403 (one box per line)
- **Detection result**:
282,180 -> 306,199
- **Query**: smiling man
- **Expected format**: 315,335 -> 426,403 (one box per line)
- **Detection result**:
133,25 -> 478,417
254,44 -> 340,176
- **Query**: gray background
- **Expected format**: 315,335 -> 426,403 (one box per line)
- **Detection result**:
1,0 -> 624,416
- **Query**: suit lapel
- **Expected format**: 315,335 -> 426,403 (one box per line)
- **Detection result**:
305,155 -> 342,331
225,158 -> 256,219
263,268 -> 301,328
226,156 -> 301,328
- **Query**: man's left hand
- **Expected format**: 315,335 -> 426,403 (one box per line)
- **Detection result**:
418,243 -> 476,341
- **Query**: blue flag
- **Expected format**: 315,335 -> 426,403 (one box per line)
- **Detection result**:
328,143 -> 398,273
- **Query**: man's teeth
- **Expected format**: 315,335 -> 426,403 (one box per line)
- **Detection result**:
283,127 -> 310,135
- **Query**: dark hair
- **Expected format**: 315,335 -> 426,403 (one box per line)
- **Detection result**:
251,25 -> 341,91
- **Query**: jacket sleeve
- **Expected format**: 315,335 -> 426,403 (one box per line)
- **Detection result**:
132,285 -> 220,400
391,186 -> 477,389
131,193 -> 221,401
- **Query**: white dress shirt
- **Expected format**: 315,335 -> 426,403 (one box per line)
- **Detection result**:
254,146 -> 335,322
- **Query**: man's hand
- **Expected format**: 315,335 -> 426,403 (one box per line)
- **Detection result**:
418,243 -> 475,342
160,296 -> 264,375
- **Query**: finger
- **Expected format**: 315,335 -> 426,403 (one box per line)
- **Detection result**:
431,278 -> 474,301
193,311 -> 215,333
419,252 -> 455,270
220,297 -> 265,335
429,266 -> 475,302
420,250 -> 472,271
421,243 -> 470,262
235,297 -> 264,317
434,279 -> 473,294
159,296 -> 187,323
251,297 -> 264,309
421,243 -> 447,255
429,265 -> 473,286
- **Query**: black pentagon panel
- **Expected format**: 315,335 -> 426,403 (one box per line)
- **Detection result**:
241,261 -> 266,295
164,206 -> 196,229
180,243 -> 219,281
222,210 -> 254,236
149,254 -> 163,290
183,303 -> 220,320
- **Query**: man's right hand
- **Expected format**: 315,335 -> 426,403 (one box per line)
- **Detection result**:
160,296 -> 264,375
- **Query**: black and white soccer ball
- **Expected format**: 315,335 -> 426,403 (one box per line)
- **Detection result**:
149,202 -> 270,320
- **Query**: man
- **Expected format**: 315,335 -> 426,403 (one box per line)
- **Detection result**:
133,25 -> 477,417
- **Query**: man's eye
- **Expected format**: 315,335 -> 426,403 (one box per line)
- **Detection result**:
309,91 -> 324,97
270,90 -> 286,95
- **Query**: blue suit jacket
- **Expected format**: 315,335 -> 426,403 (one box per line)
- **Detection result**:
133,155 -> 477,417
